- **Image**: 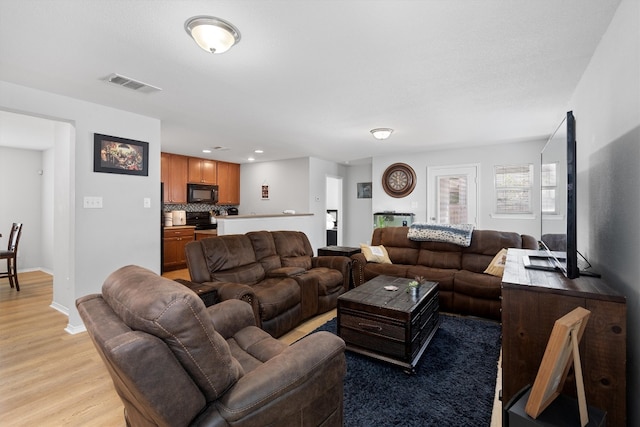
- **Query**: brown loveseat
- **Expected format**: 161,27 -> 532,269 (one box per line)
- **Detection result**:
76,265 -> 346,427
184,230 -> 351,338
352,227 -> 538,320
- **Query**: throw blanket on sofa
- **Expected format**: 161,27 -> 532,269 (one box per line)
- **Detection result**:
407,223 -> 475,247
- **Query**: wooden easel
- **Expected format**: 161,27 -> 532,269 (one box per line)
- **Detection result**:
525,306 -> 591,426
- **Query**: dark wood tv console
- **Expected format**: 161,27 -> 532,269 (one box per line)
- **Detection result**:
501,249 -> 626,426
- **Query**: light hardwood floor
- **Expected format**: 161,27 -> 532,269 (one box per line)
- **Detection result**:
1,270 -> 501,426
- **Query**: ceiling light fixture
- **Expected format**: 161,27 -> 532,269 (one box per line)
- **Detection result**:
184,16 -> 241,54
370,128 -> 394,140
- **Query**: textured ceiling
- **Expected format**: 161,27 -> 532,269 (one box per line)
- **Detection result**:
0,0 -> 621,164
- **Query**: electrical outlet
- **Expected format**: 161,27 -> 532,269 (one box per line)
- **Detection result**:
83,196 -> 103,209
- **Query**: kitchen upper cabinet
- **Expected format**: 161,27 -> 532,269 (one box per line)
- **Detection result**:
188,158 -> 217,184
161,153 -> 188,203
217,161 -> 240,205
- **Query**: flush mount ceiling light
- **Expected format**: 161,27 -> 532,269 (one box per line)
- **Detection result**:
370,128 -> 394,140
184,16 -> 241,54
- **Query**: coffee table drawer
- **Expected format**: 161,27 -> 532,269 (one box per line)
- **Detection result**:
340,312 -> 406,358
340,312 -> 405,340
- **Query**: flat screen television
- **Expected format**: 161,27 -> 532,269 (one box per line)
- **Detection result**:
524,111 -> 579,279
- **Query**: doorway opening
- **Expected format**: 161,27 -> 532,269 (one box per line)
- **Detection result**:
427,164 -> 478,225
325,176 -> 343,246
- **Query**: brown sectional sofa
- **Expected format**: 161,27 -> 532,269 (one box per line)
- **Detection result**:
185,230 -> 351,338
351,227 -> 538,320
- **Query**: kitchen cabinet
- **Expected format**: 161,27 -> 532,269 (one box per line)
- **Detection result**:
161,153 -> 188,203
163,227 -> 195,271
188,158 -> 217,184
217,161 -> 240,205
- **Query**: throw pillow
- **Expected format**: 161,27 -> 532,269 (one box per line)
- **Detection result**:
360,244 -> 392,264
484,248 -> 508,277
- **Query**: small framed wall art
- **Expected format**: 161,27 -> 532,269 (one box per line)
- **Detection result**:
357,182 -> 372,198
93,133 -> 149,176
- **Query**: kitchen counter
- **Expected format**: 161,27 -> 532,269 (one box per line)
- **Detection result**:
216,213 -> 313,219
163,225 -> 195,230
215,213 -> 315,239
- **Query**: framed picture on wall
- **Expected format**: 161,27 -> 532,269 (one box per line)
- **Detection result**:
357,182 -> 372,199
93,133 -> 149,176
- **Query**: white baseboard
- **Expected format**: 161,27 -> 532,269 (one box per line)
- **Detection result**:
65,323 -> 86,335
50,301 -> 68,315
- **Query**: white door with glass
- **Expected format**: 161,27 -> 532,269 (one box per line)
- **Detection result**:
427,165 -> 478,225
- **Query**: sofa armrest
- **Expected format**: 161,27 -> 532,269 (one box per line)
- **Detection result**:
350,253 -> 368,286
312,255 -> 351,291
207,299 -> 256,339
265,266 -> 306,278
215,331 -> 346,424
521,234 -> 539,250
185,280 -> 260,328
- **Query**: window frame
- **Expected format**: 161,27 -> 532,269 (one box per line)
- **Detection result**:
493,163 -> 534,216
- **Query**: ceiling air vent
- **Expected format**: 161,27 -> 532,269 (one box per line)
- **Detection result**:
106,73 -> 162,93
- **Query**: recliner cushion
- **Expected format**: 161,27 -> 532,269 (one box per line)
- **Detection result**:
272,231 -> 314,270
101,265 -> 242,402
211,262 -> 266,285
303,268 -> 344,296
253,278 -> 301,321
247,231 -> 283,272
201,234 -> 264,276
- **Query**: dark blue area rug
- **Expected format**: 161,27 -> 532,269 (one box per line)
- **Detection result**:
314,314 -> 501,426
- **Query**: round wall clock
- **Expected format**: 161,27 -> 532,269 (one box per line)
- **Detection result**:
382,163 -> 416,198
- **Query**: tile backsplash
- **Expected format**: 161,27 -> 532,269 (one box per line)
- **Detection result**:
163,203 -> 237,213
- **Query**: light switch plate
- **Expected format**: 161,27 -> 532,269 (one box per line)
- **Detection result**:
143,197 -> 151,208
83,196 -> 103,209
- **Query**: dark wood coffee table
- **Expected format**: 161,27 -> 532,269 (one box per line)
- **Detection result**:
337,275 -> 440,373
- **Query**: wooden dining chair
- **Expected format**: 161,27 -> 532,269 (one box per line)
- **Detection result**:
0,223 -> 23,291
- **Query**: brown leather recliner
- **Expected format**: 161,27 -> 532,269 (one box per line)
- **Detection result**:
185,231 -> 350,338
76,265 -> 346,427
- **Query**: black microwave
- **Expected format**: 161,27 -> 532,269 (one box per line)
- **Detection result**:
187,183 -> 218,204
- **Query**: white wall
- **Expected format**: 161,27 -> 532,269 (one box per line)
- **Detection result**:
326,177 -> 340,210
370,139 -> 546,238
568,1 -> 639,424
343,163 -> 373,246
240,157 -> 348,252
42,147 -> 55,272
308,158 -> 347,251
0,81 -> 161,331
240,158 -> 310,215
0,147 -> 44,270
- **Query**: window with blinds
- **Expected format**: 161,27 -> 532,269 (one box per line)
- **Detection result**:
494,164 -> 533,214
438,175 -> 468,224
541,162 -> 558,214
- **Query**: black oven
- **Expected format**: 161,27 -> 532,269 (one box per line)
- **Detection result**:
186,211 -> 216,230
